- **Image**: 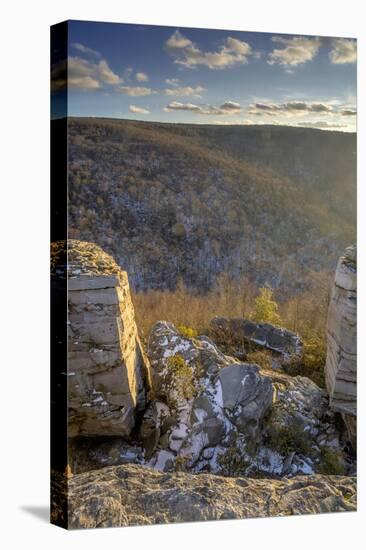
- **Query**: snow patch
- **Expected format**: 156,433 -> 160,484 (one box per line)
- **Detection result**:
241,374 -> 249,386
150,449 -> 175,471
193,408 -> 207,424
297,459 -> 315,475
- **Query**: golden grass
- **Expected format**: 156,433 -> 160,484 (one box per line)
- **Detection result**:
132,272 -> 330,342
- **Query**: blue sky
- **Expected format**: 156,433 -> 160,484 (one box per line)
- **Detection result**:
53,20 -> 357,131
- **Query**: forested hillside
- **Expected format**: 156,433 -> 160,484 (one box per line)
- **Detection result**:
66,117 -> 356,295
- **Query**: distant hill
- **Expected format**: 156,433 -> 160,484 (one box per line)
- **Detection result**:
65,117 -> 356,295
147,122 -> 356,225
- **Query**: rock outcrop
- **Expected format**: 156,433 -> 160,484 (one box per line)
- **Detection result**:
109,321 -> 351,478
261,369 -> 348,476
65,316 -> 353,477
53,240 -> 151,437
64,314 -> 355,477
325,245 -> 356,446
209,317 -> 302,365
143,321 -> 273,473
51,464 -> 356,529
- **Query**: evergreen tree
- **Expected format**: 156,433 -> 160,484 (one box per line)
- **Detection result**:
251,287 -> 282,325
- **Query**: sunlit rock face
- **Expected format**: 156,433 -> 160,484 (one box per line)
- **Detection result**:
52,240 -> 151,437
51,464 -> 356,529
325,245 -> 356,445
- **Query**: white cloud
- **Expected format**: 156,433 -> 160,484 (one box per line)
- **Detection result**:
164,101 -> 201,113
225,37 -> 251,56
98,60 -> 121,85
164,85 -> 205,97
71,43 -> 101,58
164,100 -> 242,115
52,56 -> 122,90
68,75 -> 101,90
166,31 -> 193,50
220,101 -> 242,112
165,78 -> 180,87
268,36 -> 321,66
308,102 -> 332,112
329,38 -> 357,64
136,72 -> 149,82
129,105 -> 150,114
67,57 -> 101,90
248,100 -> 333,116
244,98 -> 355,132
165,30 -> 254,69
119,86 -> 153,96
341,109 -> 357,116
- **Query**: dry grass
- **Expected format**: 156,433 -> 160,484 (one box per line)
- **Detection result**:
132,271 -> 330,342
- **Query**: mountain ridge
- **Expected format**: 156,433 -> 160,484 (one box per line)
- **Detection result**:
66,117 -> 355,294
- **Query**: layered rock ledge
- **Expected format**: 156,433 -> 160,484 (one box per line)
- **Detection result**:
325,245 -> 356,445
51,464 -> 356,529
52,240 -> 151,437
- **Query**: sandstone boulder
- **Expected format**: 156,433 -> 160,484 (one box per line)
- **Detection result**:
209,316 -> 302,365
325,245 -> 356,446
53,240 -> 151,437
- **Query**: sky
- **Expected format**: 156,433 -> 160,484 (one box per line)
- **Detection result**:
52,20 -> 357,131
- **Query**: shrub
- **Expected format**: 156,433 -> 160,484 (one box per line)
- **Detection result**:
301,336 -> 326,387
251,287 -> 282,325
175,455 -> 190,472
267,423 -> 313,456
317,446 -> 346,475
178,325 -> 199,339
165,354 -> 196,403
285,334 -> 326,388
217,445 -> 249,477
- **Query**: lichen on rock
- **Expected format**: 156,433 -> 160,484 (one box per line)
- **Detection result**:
51,464 -> 356,529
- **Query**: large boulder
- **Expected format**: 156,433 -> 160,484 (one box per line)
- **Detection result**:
142,321 -> 353,478
144,321 -> 273,472
53,240 -> 151,437
209,317 -> 302,365
51,464 -> 356,528
325,245 -> 356,446
218,364 -> 273,437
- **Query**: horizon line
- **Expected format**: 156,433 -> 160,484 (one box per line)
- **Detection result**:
52,115 -> 356,133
